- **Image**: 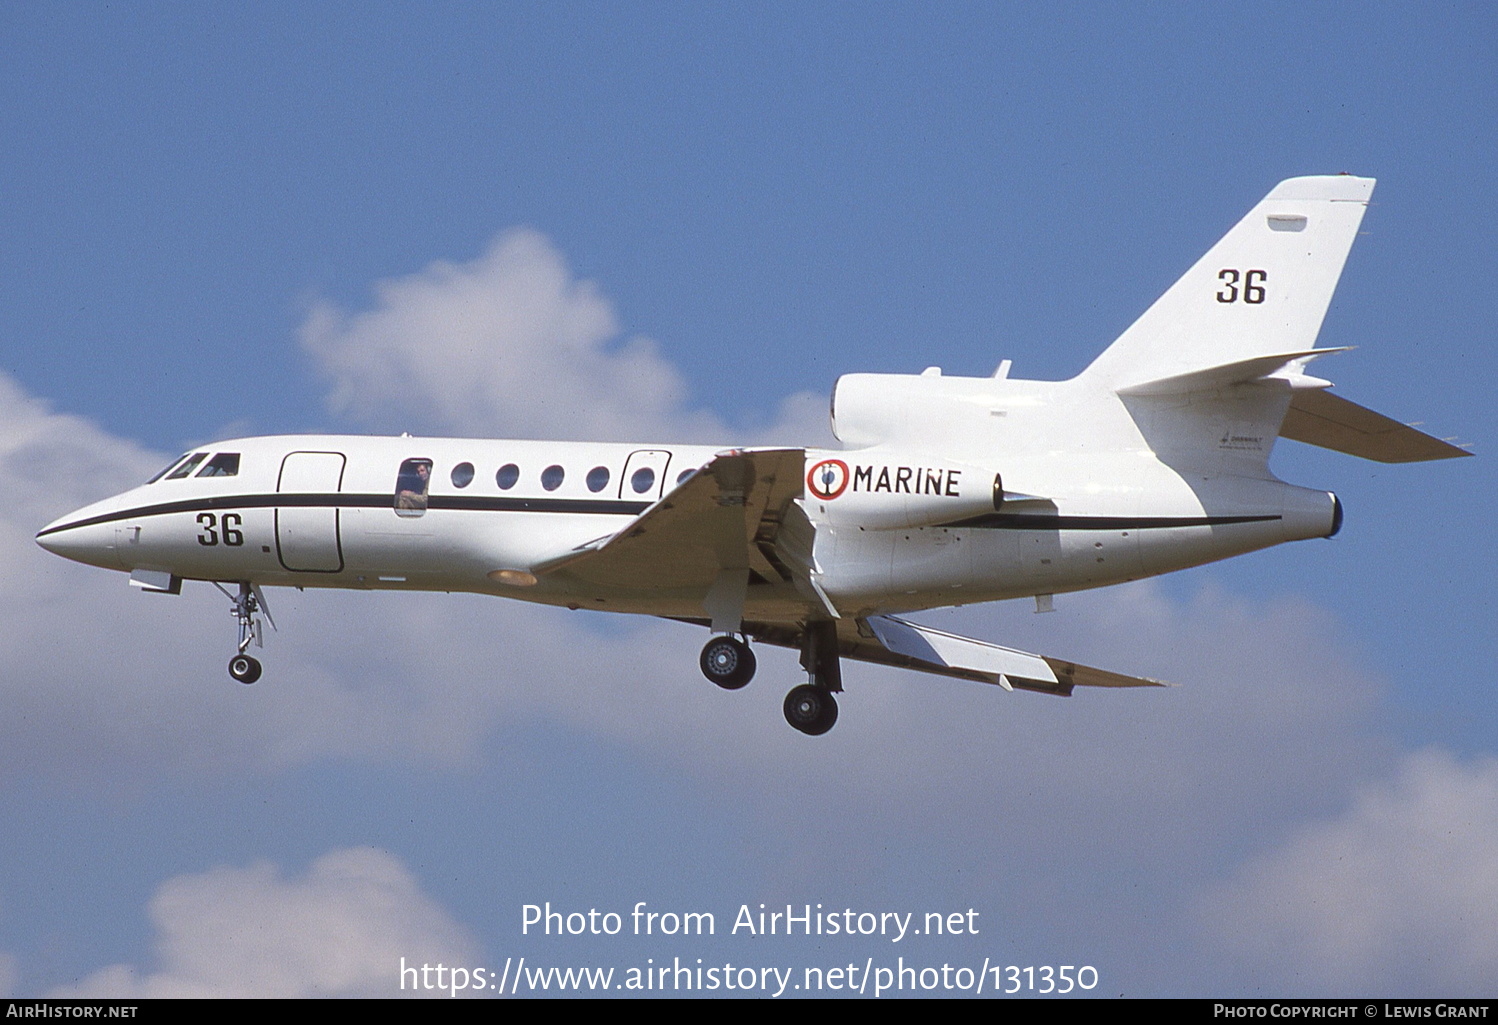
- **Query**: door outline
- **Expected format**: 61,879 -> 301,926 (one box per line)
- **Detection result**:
276,451 -> 347,573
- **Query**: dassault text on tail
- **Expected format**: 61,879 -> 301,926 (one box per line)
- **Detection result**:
37,176 -> 1469,735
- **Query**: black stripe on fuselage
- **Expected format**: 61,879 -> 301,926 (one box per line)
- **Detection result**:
943,513 -> 1282,530
35,493 -> 654,538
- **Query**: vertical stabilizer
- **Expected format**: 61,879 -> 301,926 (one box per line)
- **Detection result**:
1080,176 -> 1374,391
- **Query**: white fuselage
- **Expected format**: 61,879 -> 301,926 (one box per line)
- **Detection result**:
37,429 -> 1339,625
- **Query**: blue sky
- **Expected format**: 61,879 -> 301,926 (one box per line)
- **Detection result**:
1,2 -> 1495,997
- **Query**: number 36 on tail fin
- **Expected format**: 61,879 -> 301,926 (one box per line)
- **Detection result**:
37,175 -> 1469,735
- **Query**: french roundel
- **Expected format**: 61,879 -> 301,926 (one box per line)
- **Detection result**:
806,458 -> 850,501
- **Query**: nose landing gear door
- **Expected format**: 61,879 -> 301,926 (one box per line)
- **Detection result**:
276,451 -> 346,572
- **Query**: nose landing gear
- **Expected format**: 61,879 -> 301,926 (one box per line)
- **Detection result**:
215,581 -> 273,685
229,652 -> 262,684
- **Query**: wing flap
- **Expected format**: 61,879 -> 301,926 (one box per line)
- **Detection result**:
745,615 -> 1169,698
864,615 -> 1058,685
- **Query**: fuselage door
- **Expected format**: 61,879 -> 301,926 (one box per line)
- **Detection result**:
619,450 -> 673,501
276,451 -> 346,572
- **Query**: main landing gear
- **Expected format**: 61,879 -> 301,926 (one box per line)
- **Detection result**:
783,683 -> 838,736
697,623 -> 843,736
699,635 -> 756,690
785,619 -> 841,736
215,581 -> 273,685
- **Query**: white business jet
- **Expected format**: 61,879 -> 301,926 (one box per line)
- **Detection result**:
36,176 -> 1468,735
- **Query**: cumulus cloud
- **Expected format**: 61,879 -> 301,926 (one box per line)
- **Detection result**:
298,229 -> 831,447
51,848 -> 478,998
301,230 -> 718,442
1200,749 -> 1498,994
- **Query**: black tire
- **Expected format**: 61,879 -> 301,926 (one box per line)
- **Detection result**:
699,636 -> 756,690
228,654 -> 262,685
783,684 -> 838,736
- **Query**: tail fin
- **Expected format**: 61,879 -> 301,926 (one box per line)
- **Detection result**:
1080,175 -> 1374,391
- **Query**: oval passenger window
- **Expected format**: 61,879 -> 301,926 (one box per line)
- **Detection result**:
541,465 -> 565,491
586,466 -> 610,492
451,462 -> 475,488
631,467 -> 656,494
496,464 -> 520,490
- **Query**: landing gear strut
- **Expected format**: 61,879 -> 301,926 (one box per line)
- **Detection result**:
699,635 -> 756,690
783,620 -> 843,736
215,581 -> 272,685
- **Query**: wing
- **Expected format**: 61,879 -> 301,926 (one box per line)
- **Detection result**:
748,614 -> 1168,697
535,448 -> 827,622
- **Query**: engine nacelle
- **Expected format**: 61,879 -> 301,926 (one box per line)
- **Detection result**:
831,371 -> 1006,448
803,451 -> 1001,530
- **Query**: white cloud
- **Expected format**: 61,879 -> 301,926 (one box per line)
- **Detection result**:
1200,749 -> 1498,994
51,848 -> 479,998
299,229 -> 725,443
298,229 -> 832,447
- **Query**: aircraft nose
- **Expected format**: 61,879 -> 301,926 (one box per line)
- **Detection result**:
36,508 -> 125,570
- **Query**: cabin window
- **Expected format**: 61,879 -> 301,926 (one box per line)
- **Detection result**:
166,453 -> 209,480
630,467 -> 656,494
196,453 -> 240,478
676,469 -> 696,486
451,462 -> 475,488
394,458 -> 433,517
496,463 -> 520,490
586,466 -> 610,493
541,465 -> 565,491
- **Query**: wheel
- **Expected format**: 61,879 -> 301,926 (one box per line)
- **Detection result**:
783,684 -> 838,736
228,654 -> 262,684
699,636 -> 756,690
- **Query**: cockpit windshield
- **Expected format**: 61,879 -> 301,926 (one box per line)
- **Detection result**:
146,454 -> 193,484
165,453 -> 208,480
196,453 -> 240,477
148,451 -> 241,483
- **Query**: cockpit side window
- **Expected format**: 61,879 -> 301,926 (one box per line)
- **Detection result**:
394,458 -> 433,518
165,453 -> 209,480
196,453 -> 241,478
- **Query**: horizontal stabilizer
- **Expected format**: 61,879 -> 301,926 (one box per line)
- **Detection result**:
1282,390 -> 1473,463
